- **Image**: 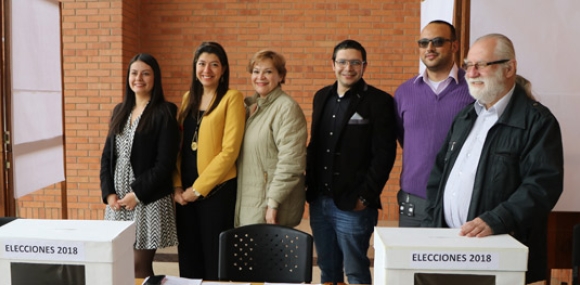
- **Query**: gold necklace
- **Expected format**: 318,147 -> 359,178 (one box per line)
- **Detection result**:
192,92 -> 214,151
191,110 -> 203,151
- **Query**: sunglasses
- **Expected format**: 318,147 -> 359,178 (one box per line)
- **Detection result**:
417,37 -> 453,48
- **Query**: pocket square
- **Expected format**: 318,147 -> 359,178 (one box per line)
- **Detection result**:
348,112 -> 369,125
350,112 -> 363,120
348,118 -> 369,125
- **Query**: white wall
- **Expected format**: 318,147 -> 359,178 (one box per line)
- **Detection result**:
471,0 -> 580,212
421,0 -> 578,211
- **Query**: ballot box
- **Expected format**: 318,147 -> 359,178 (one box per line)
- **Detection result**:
0,219 -> 135,285
373,227 -> 528,285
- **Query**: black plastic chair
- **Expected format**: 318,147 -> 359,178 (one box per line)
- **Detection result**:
0,217 -> 18,227
218,223 -> 313,283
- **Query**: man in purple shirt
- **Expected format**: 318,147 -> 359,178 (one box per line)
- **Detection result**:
394,20 -> 473,227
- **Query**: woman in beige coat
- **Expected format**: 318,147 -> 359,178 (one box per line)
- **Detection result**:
235,50 -> 307,227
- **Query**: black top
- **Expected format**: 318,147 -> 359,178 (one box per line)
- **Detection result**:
181,110 -> 204,188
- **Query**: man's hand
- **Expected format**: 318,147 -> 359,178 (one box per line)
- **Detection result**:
460,217 -> 493,237
353,198 -> 367,211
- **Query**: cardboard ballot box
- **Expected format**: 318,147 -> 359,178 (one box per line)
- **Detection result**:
0,219 -> 135,285
373,227 -> 528,285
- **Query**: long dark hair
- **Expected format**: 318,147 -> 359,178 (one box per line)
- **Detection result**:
178,42 -> 230,124
109,53 -> 168,136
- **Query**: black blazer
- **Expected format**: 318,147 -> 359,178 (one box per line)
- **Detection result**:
306,79 -> 397,210
100,102 -> 180,205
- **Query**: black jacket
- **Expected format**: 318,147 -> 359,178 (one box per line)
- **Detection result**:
423,85 -> 564,283
306,79 -> 397,210
100,102 -> 180,205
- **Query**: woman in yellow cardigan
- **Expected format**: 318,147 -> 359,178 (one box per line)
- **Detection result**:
173,42 -> 245,280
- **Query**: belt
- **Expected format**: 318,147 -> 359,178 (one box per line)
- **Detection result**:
398,189 -> 425,204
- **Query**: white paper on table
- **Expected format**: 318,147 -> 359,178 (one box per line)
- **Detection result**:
165,276 -> 202,285
141,276 -> 202,285
202,282 -> 251,285
265,283 -> 323,285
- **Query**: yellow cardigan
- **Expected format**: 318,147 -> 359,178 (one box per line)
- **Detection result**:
174,89 -> 246,196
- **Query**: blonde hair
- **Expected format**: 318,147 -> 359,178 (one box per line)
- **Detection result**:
247,50 -> 287,84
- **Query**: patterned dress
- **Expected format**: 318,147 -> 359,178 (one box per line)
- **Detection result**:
104,112 -> 178,250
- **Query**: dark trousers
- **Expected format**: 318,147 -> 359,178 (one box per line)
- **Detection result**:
397,189 -> 427,227
175,179 -> 236,280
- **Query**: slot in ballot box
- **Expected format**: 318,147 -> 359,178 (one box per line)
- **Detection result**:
0,219 -> 135,285
373,227 -> 528,285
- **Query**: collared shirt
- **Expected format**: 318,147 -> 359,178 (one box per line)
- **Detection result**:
414,64 -> 460,95
443,84 -> 516,228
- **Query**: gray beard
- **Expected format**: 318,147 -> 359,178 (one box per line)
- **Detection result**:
466,69 -> 505,105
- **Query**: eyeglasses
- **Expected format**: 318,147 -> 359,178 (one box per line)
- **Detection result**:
335,60 -> 365,67
462,59 -> 511,70
417,37 -> 453,48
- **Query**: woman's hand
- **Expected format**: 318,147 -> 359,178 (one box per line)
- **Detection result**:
182,187 -> 201,203
173,187 -> 188,206
107,194 -> 121,211
118,192 -> 139,211
266,207 -> 278,224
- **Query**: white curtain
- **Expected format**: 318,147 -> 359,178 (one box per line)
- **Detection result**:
10,0 -> 65,198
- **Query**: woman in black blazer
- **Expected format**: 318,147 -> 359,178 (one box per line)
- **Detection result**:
100,53 -> 180,278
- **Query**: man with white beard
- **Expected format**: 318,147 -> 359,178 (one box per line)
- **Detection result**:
422,33 -> 564,284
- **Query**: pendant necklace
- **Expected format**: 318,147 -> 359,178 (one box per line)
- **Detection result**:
191,110 -> 203,151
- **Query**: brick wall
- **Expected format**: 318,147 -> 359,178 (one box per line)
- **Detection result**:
16,0 -> 421,222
